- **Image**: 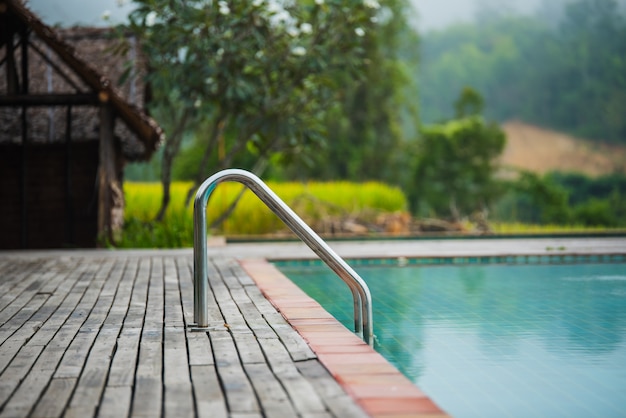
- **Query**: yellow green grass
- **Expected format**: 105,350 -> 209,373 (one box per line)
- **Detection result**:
120,181 -> 408,248
491,222 -> 618,234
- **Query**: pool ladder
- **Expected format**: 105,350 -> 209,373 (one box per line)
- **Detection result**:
191,169 -> 374,346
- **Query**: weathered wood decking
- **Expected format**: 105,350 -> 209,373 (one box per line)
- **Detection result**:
4,237 -> 624,417
0,253 -> 368,418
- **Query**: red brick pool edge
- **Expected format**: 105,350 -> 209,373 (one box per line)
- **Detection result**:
240,258 -> 451,418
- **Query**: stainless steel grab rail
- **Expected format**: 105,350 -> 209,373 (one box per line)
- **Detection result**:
192,169 -> 373,345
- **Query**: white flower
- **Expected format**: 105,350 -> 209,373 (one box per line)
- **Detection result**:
252,0 -> 263,6
355,27 -> 365,37
205,77 -> 214,85
217,48 -> 224,57
291,46 -> 306,56
178,46 -> 188,62
363,0 -> 380,9
300,22 -> 313,34
255,50 -> 264,59
275,10 -> 290,23
370,16 -> 379,23
102,10 -> 111,20
314,0 -> 324,5
287,26 -> 300,37
145,11 -> 157,27
266,0 -> 282,14
194,99 -> 202,108
218,1 -> 230,14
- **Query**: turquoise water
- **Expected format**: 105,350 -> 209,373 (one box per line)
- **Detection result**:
276,261 -> 626,418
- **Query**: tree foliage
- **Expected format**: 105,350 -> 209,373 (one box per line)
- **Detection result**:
123,0 -> 381,219
276,0 -> 420,184
419,0 -> 626,144
409,90 -> 506,220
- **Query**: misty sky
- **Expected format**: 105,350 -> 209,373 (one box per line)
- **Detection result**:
412,0 -> 543,30
26,0 -> 545,32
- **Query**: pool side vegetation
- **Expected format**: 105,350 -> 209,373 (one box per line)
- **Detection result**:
117,180 -> 626,248
118,181 -> 408,247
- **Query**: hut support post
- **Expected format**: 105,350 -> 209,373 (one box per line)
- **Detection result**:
98,102 -> 116,246
65,105 -> 74,245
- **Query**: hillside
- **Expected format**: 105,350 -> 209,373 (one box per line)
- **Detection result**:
498,121 -> 626,177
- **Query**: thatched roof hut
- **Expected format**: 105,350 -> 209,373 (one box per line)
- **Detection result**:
0,0 -> 164,248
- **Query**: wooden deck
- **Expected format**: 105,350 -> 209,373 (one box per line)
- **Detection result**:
7,236 -> 616,417
0,253 -> 369,418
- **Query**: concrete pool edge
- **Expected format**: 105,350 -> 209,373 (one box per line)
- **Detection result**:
240,258 -> 451,418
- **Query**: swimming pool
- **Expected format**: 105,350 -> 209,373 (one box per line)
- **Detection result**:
276,259 -> 626,418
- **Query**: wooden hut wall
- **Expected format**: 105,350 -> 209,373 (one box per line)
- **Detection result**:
0,139 -> 99,249
1,2 -> 163,249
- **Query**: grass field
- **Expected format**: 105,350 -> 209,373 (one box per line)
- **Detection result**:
119,181 -> 408,248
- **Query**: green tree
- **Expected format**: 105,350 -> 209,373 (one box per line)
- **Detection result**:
123,0 -> 378,220
277,0 -> 420,184
510,172 -> 571,224
410,90 -> 506,220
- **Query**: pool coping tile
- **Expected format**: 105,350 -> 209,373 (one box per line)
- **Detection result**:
240,258 -> 452,418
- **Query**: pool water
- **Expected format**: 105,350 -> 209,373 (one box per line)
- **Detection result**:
276,261 -> 626,418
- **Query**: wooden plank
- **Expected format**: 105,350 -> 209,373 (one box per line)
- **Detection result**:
24,260 -> 91,347
187,331 -> 214,366
107,327 -> 140,387
42,257 -> 114,418
0,259 -> 53,332
229,414 -> 263,418
64,258 -> 133,417
263,312 -> 316,362
296,360 -> 369,418
98,386 -> 133,418
143,257 -> 164,331
241,281 -> 283,317
232,332 -> 265,365
163,326 -> 194,418
64,326 -> 120,418
101,258 -> 138,329
0,344 -> 44,407
274,373 -> 327,416
54,259 -> 121,379
131,257 -> 163,418
131,328 -> 163,418
0,258 -> 90,414
0,259 -> 46,316
103,257 -> 143,418
256,337 -> 297,375
256,338 -> 327,415
190,365 -> 228,418
30,377 -> 77,418
218,261 -> 243,290
0,258 -> 88,367
164,257 -> 184,327
0,294 -> 48,373
175,256 -> 194,325
202,260 -> 229,325
230,282 -> 316,361
4,261 -> 101,417
124,258 -> 151,329
208,263 -> 248,332
300,413 -> 333,418
230,262 -> 256,287
210,329 -> 259,414
0,345 -> 67,418
243,362 -> 298,417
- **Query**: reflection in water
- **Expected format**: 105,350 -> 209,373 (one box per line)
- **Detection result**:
281,261 -> 626,418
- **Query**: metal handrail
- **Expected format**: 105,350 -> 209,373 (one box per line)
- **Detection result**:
192,169 -> 373,346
